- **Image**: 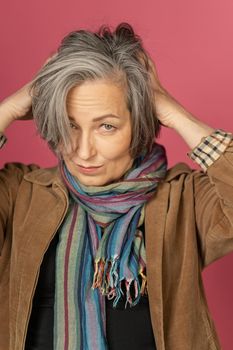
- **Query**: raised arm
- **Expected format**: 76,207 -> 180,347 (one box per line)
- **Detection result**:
0,52 -> 57,135
0,82 -> 33,135
145,55 -> 215,148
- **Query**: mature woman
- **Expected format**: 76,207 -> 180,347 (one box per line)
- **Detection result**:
0,23 -> 233,350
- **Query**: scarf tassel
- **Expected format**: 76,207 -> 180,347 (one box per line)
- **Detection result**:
92,258 -> 148,308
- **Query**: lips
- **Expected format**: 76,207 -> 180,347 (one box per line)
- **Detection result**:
73,163 -> 103,175
78,164 -> 101,168
77,164 -> 103,169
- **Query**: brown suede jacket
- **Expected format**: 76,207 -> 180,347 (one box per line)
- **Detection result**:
1,141 -> 233,349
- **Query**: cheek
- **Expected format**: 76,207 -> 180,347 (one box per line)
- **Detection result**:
96,130 -> 132,161
98,141 -> 131,162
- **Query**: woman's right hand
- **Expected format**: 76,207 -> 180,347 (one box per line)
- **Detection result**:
0,82 -> 33,122
0,82 -> 33,132
0,51 -> 57,132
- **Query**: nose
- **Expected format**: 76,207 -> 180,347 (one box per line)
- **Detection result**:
72,132 -> 96,160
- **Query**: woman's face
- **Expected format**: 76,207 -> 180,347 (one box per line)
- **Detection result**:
62,79 -> 133,186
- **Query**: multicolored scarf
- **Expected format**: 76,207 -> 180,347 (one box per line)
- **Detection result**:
54,143 -> 167,349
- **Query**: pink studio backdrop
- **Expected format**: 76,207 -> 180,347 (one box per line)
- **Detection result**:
1,0 -> 233,347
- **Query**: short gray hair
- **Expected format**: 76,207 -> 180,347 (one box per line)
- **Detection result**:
30,22 -> 161,158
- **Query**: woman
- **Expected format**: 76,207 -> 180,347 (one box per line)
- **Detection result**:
0,23 -> 233,350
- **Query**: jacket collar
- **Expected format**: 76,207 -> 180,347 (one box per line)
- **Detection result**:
24,166 -> 65,187
165,162 -> 191,181
23,162 -> 191,187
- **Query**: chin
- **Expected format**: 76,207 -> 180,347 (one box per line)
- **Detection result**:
79,174 -> 120,187
81,181 -> 108,187
74,175 -> 108,187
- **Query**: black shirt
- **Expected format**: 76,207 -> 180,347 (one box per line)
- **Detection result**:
25,225 -> 156,349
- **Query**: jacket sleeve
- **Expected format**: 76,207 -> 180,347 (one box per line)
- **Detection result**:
0,162 -> 39,254
189,129 -> 233,268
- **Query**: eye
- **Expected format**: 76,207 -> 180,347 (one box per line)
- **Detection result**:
69,121 -> 78,130
101,123 -> 116,131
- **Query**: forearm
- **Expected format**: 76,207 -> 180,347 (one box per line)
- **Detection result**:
171,107 -> 215,150
0,82 -> 33,134
155,90 -> 215,149
0,102 -> 15,133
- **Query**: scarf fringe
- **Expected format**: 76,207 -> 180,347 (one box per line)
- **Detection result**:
92,258 -> 148,308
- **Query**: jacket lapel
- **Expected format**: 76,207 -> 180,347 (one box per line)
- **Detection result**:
145,163 -> 190,350
145,182 -> 170,350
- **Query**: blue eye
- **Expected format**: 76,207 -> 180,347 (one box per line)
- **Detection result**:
102,123 -> 115,131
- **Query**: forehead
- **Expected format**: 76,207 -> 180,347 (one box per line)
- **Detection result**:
66,79 -> 128,117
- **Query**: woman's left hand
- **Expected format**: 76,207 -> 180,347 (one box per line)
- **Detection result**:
141,53 -> 215,149
146,56 -> 189,129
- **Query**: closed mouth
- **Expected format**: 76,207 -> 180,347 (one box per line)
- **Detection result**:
77,164 -> 102,169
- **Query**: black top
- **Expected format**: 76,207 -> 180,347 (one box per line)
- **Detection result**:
25,224 -> 156,350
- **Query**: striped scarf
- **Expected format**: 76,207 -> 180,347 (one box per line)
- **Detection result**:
54,143 -> 167,349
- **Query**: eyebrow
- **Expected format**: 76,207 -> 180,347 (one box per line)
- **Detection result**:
68,114 -> 121,122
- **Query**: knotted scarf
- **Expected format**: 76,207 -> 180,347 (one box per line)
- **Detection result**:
54,143 -> 167,349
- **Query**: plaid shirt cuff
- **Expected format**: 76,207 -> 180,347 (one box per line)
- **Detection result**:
187,129 -> 233,172
0,132 -> 7,149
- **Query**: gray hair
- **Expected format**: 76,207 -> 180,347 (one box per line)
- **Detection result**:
30,22 -> 161,158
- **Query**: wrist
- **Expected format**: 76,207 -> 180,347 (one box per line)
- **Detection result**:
155,90 -> 194,130
172,113 -> 215,149
0,101 -> 15,132
171,109 -> 198,131
154,89 -> 215,149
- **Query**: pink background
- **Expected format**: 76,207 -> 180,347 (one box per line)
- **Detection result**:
1,0 -> 233,347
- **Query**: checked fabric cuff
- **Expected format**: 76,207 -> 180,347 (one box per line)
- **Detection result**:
0,132 -> 7,149
187,129 -> 233,172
